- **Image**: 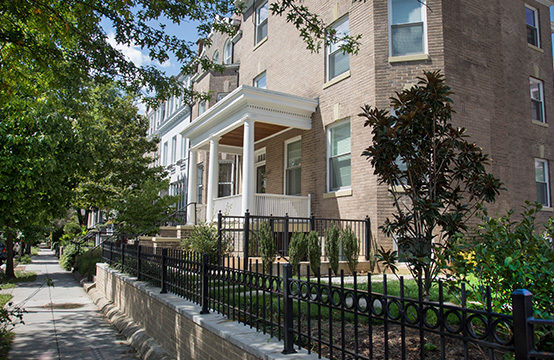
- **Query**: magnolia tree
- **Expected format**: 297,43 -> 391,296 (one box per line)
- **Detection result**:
360,71 -> 503,297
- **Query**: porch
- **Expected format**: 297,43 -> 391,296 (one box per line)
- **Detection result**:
181,85 -> 318,223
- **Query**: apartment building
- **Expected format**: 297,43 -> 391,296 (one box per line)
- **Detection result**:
163,0 -> 553,248
146,75 -> 193,211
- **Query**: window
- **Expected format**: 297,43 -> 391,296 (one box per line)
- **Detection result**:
163,141 -> 168,166
212,50 -> 220,64
198,100 -> 206,116
223,39 -> 233,64
285,137 -> 301,195
197,163 -> 204,204
171,136 -> 177,164
255,1 -> 268,44
326,16 -> 350,81
535,159 -> 551,207
394,156 -> 409,186
525,5 -> 540,48
253,71 -> 266,89
181,135 -> 187,160
530,78 -> 545,123
218,161 -> 234,197
255,148 -> 266,193
327,121 -> 351,191
389,0 -> 427,57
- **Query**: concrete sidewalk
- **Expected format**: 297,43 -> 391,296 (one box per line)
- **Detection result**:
2,248 -> 139,360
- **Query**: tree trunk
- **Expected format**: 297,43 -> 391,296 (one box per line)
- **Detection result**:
5,230 -> 15,279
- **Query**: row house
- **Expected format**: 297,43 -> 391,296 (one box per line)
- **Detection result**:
153,0 -> 553,248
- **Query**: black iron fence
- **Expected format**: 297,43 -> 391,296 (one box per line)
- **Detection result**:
101,241 -> 554,360
218,211 -> 373,269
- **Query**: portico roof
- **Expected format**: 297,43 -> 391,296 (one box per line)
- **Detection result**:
182,85 -> 318,149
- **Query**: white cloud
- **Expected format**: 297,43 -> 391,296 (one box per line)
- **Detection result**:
107,33 -> 171,69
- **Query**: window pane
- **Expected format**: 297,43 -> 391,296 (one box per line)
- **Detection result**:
392,0 -> 423,24
329,51 -> 349,79
287,140 -> 301,167
532,100 -> 544,122
331,122 -> 351,156
530,81 -> 542,100
525,7 -> 536,26
257,2 -> 268,24
257,22 -> 267,43
392,23 -> 424,56
219,163 -> 232,182
527,26 -> 538,46
256,165 -> 266,193
218,184 -> 232,198
286,167 -> 301,195
330,154 -> 351,190
224,40 -> 232,64
254,73 -> 266,88
535,161 -> 545,182
537,182 -> 548,206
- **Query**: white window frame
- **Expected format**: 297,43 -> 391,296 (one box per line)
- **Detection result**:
525,4 -> 540,48
388,0 -> 428,57
218,160 -> 234,198
197,163 -> 204,204
530,77 -> 546,124
181,135 -> 187,160
171,136 -> 177,164
535,158 -> 551,208
212,50 -> 220,64
223,39 -> 233,64
284,136 -> 302,195
326,119 -> 351,192
255,148 -> 267,194
326,15 -> 350,82
198,100 -> 206,116
253,71 -> 267,89
163,141 -> 168,166
255,1 -> 269,44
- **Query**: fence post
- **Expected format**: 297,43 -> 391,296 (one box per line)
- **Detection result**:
121,242 -> 125,270
160,248 -> 168,294
137,245 -> 142,281
282,263 -> 296,354
217,211 -> 223,266
284,213 -> 290,257
310,213 -> 315,232
109,242 -> 113,265
200,254 -> 210,314
364,216 -> 371,261
512,289 -> 534,360
243,210 -> 250,271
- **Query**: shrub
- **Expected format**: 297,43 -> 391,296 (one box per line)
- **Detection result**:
452,203 -> 554,317
187,222 -> 232,258
257,222 -> 275,272
17,255 -> 32,265
74,247 -> 102,280
324,224 -> 340,276
59,244 -> 81,271
288,232 -> 307,275
340,227 -> 359,274
306,231 -> 321,276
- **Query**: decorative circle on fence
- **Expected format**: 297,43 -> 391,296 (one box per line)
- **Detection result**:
387,300 -> 402,321
320,287 -> 330,304
466,314 -> 488,340
491,318 -> 513,346
404,302 -> 420,324
270,278 -> 279,292
423,306 -> 440,329
371,297 -> 385,317
331,289 -> 343,307
357,294 -> 369,313
444,310 -> 463,334
344,291 -> 356,310
289,280 -> 299,297
300,283 -> 310,300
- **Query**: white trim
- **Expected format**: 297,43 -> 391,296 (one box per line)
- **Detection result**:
525,4 -> 541,48
535,158 -> 551,208
284,135 -> 302,195
254,127 -> 293,145
326,118 -> 351,192
529,77 -> 546,124
388,0 -> 428,58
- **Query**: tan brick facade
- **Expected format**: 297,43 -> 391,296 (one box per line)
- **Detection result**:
189,0 -> 554,248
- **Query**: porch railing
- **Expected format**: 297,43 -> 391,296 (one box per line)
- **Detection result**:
209,193 -> 311,218
213,194 -> 242,217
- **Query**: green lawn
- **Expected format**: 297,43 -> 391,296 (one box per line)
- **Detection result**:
0,271 -> 37,290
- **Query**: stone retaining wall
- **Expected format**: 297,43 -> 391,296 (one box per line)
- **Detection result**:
95,263 -> 321,360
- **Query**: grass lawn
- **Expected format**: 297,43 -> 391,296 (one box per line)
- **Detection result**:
0,271 -> 37,290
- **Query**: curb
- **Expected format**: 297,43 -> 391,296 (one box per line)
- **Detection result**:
82,282 -> 174,360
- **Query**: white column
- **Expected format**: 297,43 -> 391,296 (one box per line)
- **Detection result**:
186,149 -> 198,224
241,119 -> 255,215
206,137 -> 219,221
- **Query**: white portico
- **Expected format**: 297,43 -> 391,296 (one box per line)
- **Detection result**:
182,85 -> 318,223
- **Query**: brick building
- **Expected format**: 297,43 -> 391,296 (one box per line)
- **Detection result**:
154,0 -> 553,248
